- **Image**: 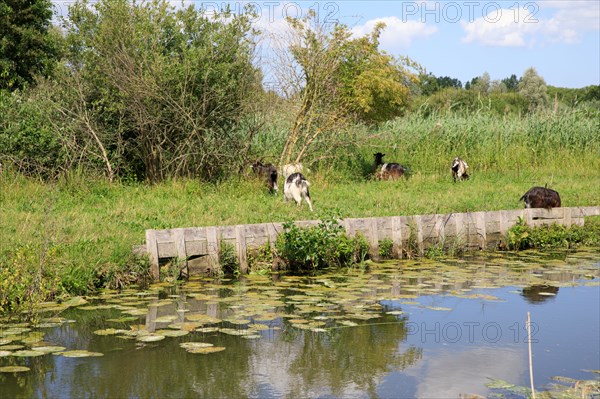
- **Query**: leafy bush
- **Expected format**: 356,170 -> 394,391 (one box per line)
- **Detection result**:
354,233 -> 370,265
247,242 -> 274,275
220,241 -> 240,276
507,216 -> 600,250
275,217 -> 362,273
0,244 -> 61,320
0,90 -> 66,178
378,238 -> 394,259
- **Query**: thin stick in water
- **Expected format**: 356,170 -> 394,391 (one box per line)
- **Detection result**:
527,311 -> 536,399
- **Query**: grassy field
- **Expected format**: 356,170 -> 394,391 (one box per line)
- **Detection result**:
1,111 -> 599,317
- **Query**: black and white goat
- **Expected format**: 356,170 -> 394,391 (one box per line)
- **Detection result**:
284,172 -> 313,211
519,186 -> 561,209
451,157 -> 469,182
374,152 -> 408,180
250,160 -> 278,194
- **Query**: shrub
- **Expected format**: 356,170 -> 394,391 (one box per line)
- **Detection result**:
378,238 -> 394,259
220,241 -> 240,276
0,244 -> 61,320
275,217 -> 358,273
0,90 -> 66,178
247,242 -> 274,275
507,216 -> 600,251
354,233 -> 370,264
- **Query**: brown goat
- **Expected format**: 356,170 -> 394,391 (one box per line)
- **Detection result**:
519,186 -> 561,209
374,152 -> 408,180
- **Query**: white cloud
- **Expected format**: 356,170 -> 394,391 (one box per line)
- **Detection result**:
461,10 -> 539,47
461,1 -> 599,47
351,16 -> 438,49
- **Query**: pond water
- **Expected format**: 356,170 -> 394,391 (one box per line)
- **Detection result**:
1,250 -> 599,398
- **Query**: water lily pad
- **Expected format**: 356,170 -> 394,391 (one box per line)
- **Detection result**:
32,346 -> 66,353
36,322 -> 63,328
219,328 -> 249,336
185,314 -> 221,324
59,350 -> 104,357
185,346 -> 226,354
168,322 -> 203,331
154,315 -> 178,323
63,296 -> 89,307
179,342 -> 214,349
93,328 -> 124,336
485,378 -> 515,389
581,369 -> 600,374
136,334 -> 166,342
2,327 -> 31,335
196,327 -> 220,333
0,366 -> 30,373
155,329 -> 189,337
12,350 -> 46,357
122,308 -> 147,316
106,316 -> 139,323
241,334 -> 262,339
249,323 -> 270,331
423,306 -> 452,311
226,318 -> 251,325
79,305 -> 114,311
0,345 -> 24,351
21,333 -> 45,344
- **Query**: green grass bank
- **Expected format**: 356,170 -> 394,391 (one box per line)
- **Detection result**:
1,112 -> 599,318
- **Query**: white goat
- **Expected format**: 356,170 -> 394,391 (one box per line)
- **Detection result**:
281,162 -> 304,180
284,172 -> 313,212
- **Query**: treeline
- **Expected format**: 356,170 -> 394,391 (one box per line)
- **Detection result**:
413,71 -> 600,117
1,0 -> 598,182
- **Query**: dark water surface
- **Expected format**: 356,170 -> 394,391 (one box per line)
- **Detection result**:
1,250 -> 599,398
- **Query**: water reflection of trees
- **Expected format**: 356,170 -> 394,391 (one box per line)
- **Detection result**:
63,334 -> 254,398
282,315 -> 422,398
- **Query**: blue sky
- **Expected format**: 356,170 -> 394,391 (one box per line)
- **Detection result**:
252,0 -> 600,88
52,1 -> 600,88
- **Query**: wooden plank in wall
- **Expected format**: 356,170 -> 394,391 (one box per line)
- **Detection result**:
454,212 -> 465,242
173,228 -> 188,275
145,229 -> 160,280
391,216 -> 404,258
414,215 -> 424,255
206,227 -> 220,274
474,211 -> 487,249
235,225 -> 248,274
368,218 -> 379,257
183,227 -> 208,257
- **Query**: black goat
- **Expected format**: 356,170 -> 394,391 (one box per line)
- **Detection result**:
519,186 -> 561,209
250,160 -> 278,194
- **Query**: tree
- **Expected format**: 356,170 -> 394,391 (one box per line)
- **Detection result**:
468,72 -> 491,94
502,74 -> 519,92
0,0 -> 61,91
274,11 -> 419,166
57,0 -> 260,182
437,76 -> 462,90
518,67 -> 548,110
336,24 -> 419,124
417,72 -> 439,96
